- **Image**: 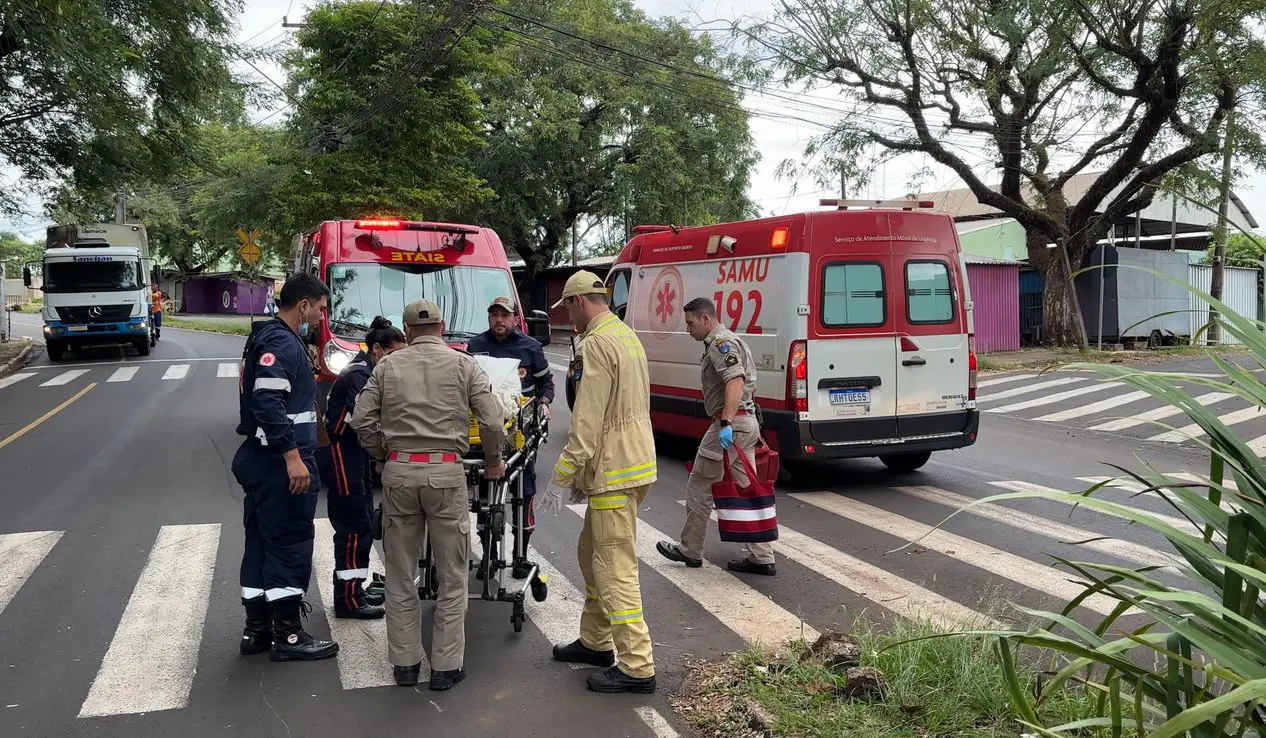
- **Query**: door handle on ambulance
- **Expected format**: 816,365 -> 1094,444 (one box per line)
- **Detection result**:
902,357 -> 927,367
818,377 -> 881,389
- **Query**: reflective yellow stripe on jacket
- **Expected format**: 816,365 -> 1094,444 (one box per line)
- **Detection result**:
589,493 -> 629,510
605,461 -> 656,487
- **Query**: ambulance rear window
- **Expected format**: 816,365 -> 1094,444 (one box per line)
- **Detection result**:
821,261 -> 885,327
905,261 -> 954,324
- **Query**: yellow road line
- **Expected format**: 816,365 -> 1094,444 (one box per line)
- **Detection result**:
0,383 -> 96,451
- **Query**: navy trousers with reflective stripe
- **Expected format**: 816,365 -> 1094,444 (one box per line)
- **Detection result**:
319,440 -> 374,610
233,444 -> 319,601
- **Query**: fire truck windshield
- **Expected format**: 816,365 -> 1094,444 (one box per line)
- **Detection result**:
327,263 -> 516,339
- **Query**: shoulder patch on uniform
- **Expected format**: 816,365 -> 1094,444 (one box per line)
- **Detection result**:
717,341 -> 732,354
724,354 -> 739,367
259,352 -> 276,367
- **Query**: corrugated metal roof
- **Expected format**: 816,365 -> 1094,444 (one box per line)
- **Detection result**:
962,253 -> 1022,265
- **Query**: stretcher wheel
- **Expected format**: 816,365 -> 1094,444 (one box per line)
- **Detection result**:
530,577 -> 548,603
512,602 -> 525,633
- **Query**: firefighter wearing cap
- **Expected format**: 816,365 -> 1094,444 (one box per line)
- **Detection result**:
351,298 -> 507,692
656,296 -> 776,575
539,270 -> 658,695
466,296 -> 555,579
233,273 -> 339,662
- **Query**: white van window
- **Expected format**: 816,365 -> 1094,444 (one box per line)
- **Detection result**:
906,261 -> 954,324
822,262 -> 885,327
609,269 -> 630,320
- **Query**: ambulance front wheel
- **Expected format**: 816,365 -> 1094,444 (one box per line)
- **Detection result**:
134,337 -> 151,357
879,451 -> 932,473
46,340 -> 67,362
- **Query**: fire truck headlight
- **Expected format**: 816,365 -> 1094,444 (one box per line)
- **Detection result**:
323,341 -> 356,375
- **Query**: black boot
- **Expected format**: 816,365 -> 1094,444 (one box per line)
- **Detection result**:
360,578 -> 384,607
333,577 -> 385,620
269,597 -> 339,662
587,666 -> 656,694
552,639 -> 616,668
240,596 -> 271,655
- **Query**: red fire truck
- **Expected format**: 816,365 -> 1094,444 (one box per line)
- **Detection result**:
290,218 -> 550,400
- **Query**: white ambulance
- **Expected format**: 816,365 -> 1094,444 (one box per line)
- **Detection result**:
593,199 -> 979,473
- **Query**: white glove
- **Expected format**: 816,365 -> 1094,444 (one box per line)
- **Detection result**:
540,482 -> 568,518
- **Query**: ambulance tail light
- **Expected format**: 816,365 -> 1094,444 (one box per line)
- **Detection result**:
968,350 -> 978,401
771,227 -> 789,250
788,341 -> 808,412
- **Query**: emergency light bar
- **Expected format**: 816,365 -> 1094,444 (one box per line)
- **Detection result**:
354,219 -> 481,235
819,198 -> 935,211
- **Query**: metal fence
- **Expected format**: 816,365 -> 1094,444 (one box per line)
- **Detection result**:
1188,264 -> 1262,345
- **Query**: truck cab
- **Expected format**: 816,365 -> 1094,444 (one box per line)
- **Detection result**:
26,224 -> 155,361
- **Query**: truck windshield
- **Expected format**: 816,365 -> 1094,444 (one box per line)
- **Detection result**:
327,263 -> 516,339
44,259 -> 143,293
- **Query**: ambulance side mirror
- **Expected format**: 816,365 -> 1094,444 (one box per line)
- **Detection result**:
22,265 -> 33,287
526,310 -> 550,345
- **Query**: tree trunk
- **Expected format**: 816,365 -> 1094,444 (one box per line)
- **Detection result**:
1208,105 -> 1236,345
1028,233 -> 1090,349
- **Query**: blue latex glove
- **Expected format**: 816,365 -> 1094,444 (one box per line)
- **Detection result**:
718,424 -> 734,449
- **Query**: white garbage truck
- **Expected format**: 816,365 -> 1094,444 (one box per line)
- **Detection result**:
24,223 -> 155,361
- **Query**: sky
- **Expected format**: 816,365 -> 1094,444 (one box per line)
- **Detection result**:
3,0 -> 1262,240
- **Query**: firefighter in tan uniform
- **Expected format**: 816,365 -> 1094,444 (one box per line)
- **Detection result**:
537,270 -> 658,695
351,298 -> 507,692
657,296 -> 776,575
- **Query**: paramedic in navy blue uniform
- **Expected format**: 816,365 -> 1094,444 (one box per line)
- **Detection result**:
467,296 -> 554,579
233,272 -> 339,662
317,316 -> 407,620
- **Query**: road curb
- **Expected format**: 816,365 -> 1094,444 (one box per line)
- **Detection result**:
0,342 -> 35,378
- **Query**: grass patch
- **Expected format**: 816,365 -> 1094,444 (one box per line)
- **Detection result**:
977,344 -> 1249,373
673,616 -> 1113,738
164,317 -> 254,336
0,338 -> 33,366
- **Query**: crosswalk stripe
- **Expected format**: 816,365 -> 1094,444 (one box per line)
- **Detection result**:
107,367 -> 138,383
0,531 -> 63,617
525,545 -> 597,669
986,381 -> 1122,414
79,524 -> 220,718
1077,476 -> 1246,518
312,518 -> 402,689
1147,405 -> 1265,443
41,369 -> 88,387
635,706 -> 682,738
990,480 -> 1201,537
0,371 -> 35,390
790,492 -> 1124,617
893,486 -> 1183,570
565,504 -> 818,646
1246,433 -> 1266,456
676,500 -> 996,630
217,362 -> 239,378
976,373 -> 1037,388
1088,391 -> 1233,432
978,376 -> 1088,403
1036,390 -> 1153,423
162,364 -> 190,381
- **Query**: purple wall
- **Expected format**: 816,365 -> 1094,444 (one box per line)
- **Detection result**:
181,277 -> 275,315
966,263 -> 1021,353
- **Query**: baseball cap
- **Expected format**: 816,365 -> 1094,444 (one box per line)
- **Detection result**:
402,298 -> 443,326
551,270 -> 607,309
487,296 -> 517,314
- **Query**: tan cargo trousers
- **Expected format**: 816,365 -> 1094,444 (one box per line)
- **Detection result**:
381,461 -> 470,672
679,415 -> 775,565
578,484 -> 654,678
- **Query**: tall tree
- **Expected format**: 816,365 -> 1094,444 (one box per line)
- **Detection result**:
461,0 -> 759,280
269,0 -> 492,236
746,0 -> 1263,347
0,0 -> 243,214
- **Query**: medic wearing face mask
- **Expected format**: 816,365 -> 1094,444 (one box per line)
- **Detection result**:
232,273 -> 340,663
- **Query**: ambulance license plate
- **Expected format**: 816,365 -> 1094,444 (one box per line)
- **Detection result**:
829,389 -> 870,406
68,325 -> 88,332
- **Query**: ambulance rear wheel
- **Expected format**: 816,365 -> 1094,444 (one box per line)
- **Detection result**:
879,451 -> 931,473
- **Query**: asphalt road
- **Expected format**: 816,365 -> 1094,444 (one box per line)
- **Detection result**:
0,313 -> 1241,737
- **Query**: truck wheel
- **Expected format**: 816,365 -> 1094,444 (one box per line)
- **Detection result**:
134,338 -> 151,357
879,451 -> 932,473
46,340 -> 66,362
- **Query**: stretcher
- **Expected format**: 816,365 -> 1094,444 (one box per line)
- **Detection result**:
415,395 -> 551,633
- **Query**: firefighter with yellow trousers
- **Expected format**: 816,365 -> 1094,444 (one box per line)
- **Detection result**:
538,270 -> 657,695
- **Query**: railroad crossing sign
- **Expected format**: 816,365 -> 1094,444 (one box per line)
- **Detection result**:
236,228 -> 262,264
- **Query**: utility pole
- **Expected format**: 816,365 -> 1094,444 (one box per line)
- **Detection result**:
114,188 -> 127,224
840,162 -> 848,199
571,220 -> 578,267
1209,105 -> 1236,346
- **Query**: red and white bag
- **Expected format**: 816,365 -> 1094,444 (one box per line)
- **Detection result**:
710,445 -> 779,543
